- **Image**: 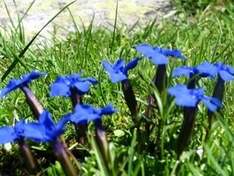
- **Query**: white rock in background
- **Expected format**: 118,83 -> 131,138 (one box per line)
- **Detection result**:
0,0 -> 172,39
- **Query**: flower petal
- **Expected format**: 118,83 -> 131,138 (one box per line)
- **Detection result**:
102,60 -> 115,74
167,84 -> 188,96
79,77 -> 98,84
19,123 -> 48,142
125,57 -> 141,73
0,79 -> 22,98
109,73 -> 127,83
50,83 -> 70,97
24,70 -> 46,83
172,66 -> 193,77
196,61 -> 218,78
100,104 -> 118,115
0,126 -> 17,144
168,85 -> 199,107
202,99 -> 218,112
0,71 -> 45,98
74,82 -> 91,94
39,111 -> 56,130
163,48 -> 186,60
150,53 -> 169,65
113,59 -> 125,71
70,104 -> 117,125
175,93 -> 198,107
135,44 -> 157,59
219,70 -> 234,81
57,114 -> 70,131
211,97 -> 222,108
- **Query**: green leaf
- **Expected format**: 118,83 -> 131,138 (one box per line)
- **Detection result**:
113,129 -> 125,138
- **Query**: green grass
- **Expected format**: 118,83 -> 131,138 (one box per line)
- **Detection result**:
0,0 -> 234,175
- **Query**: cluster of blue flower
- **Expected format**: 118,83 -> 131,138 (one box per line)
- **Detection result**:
0,43 -> 233,174
0,71 -> 117,175
0,71 -> 117,145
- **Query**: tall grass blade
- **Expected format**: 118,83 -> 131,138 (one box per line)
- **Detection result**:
110,0 -> 118,54
1,0 -> 77,81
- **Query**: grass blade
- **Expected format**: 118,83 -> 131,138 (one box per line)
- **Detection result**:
1,0 -> 77,81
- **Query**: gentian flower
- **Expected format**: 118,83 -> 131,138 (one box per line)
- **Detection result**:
102,58 -> 141,83
168,84 -> 221,157
0,70 -> 45,98
69,104 -> 118,124
173,61 -> 218,78
50,72 -> 97,145
0,120 -> 27,144
173,61 -> 218,89
8,111 -> 76,175
135,44 -> 186,122
50,72 -> 98,97
29,111 -> 76,175
0,111 -> 69,144
213,62 -> 234,81
135,43 -> 186,65
0,120 -> 45,144
34,110 -> 70,143
135,43 -> 186,91
206,62 -> 234,139
69,103 -> 117,168
168,84 -> 222,111
209,62 -> 234,102
0,70 -> 45,118
0,120 -> 38,173
102,58 -> 140,117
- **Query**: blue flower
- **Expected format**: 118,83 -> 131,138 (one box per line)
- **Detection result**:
0,111 -> 69,144
213,62 -> 234,81
0,120 -> 46,144
69,104 -> 118,124
102,58 -> 141,83
50,72 -> 98,97
135,44 -> 186,65
167,84 -> 222,111
173,61 -> 218,78
0,70 -> 46,98
35,110 -> 70,142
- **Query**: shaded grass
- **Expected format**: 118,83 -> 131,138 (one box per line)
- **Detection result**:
0,1 -> 234,175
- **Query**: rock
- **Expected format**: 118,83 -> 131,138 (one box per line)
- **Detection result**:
0,0 -> 172,38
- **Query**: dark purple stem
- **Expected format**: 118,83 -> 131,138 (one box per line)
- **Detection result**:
20,86 -> 44,119
18,137 -> 37,175
206,75 -> 224,140
70,87 -> 88,145
94,120 -> 110,170
154,64 -> 167,94
177,107 -> 197,158
145,64 -> 167,142
177,74 -> 197,157
53,141 -> 78,176
121,79 -> 138,118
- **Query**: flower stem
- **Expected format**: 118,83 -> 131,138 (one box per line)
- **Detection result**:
57,136 -> 81,170
18,137 -> 37,175
53,141 -> 78,176
21,86 -> 44,119
206,75 -> 224,140
70,87 -> 88,145
144,64 -> 167,141
177,107 -> 197,158
121,79 -> 138,118
94,120 -> 110,170
154,64 -> 167,94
